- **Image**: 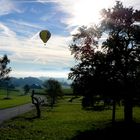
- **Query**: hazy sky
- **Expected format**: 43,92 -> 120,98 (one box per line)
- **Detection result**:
0,0 -> 139,78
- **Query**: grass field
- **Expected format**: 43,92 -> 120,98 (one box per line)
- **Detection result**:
1,96 -> 140,140
62,88 -> 73,95
0,87 -> 73,109
35,88 -> 73,95
0,89 -> 31,109
0,95 -> 31,109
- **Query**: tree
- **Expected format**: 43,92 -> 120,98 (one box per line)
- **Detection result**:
31,90 -> 44,118
101,1 -> 140,123
23,84 -> 30,95
0,55 -> 11,81
69,1 -> 140,123
0,55 -> 11,98
69,26 -> 104,108
43,79 -> 63,108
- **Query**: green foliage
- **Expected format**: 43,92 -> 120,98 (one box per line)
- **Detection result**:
0,55 -> 11,81
43,79 -> 63,107
100,1 -> 140,122
0,98 -> 114,140
23,84 -> 30,95
69,1 -> 140,121
62,88 -> 73,95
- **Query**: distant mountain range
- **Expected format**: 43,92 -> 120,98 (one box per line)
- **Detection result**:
9,77 -> 72,88
39,77 -> 72,84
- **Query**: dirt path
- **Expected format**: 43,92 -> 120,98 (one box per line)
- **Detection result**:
0,103 -> 34,124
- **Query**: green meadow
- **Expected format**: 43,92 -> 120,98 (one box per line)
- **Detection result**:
0,96 -> 140,140
0,87 -> 72,109
0,88 -> 31,109
0,88 -> 140,139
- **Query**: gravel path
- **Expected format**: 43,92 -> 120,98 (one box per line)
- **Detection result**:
0,103 -> 34,124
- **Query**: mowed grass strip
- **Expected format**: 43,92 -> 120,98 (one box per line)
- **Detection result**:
0,95 -> 31,109
0,97 -> 130,140
0,89 -> 31,109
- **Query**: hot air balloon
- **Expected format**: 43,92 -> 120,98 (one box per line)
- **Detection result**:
39,30 -> 51,45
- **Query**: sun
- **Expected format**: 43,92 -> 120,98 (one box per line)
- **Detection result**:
72,0 -> 113,26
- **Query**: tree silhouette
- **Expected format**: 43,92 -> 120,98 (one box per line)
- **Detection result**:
69,1 -> 140,123
101,1 -> 140,123
69,26 -> 102,108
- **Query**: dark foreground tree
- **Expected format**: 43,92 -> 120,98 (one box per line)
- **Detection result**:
44,79 -> 63,108
101,1 -> 140,123
69,26 -> 102,108
69,1 -> 140,123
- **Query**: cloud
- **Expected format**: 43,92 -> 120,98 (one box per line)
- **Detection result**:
37,0 -> 58,3
0,22 -> 74,77
120,0 -> 140,9
39,0 -> 140,28
0,22 -> 16,37
9,20 -> 43,29
11,70 -> 69,78
28,33 -> 74,66
13,0 -> 57,3
44,0 -> 112,27
0,0 -> 22,15
5,19 -> 44,38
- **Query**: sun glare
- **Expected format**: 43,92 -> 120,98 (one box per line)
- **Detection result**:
72,0 -> 113,26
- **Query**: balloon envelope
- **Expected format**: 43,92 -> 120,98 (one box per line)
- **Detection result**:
39,30 -> 51,44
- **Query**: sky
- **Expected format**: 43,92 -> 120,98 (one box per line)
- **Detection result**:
0,0 -> 139,78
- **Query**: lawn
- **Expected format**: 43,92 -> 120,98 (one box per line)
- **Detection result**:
0,89 -> 31,109
0,87 -> 73,109
0,95 -> 140,140
1,96 -> 140,140
62,88 -> 73,95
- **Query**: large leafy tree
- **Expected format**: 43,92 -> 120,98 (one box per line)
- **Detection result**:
69,26 -> 103,107
69,1 -> 140,123
101,1 -> 140,122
